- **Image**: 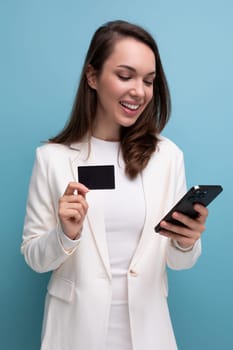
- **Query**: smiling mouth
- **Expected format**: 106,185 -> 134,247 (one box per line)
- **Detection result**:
120,101 -> 140,111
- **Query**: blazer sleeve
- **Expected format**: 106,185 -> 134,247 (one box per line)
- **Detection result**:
21,147 -> 80,273
165,149 -> 202,270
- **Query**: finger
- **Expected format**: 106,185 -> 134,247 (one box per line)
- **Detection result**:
77,195 -> 89,213
60,199 -> 88,218
160,217 -> 205,239
60,202 -> 83,212
59,208 -> 82,222
172,211 -> 206,232
60,194 -> 89,204
63,182 -> 89,196
159,220 -> 192,238
159,229 -> 196,246
158,222 -> 201,245
193,204 -> 209,222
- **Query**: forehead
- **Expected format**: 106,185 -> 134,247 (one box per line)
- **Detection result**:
104,37 -> 156,72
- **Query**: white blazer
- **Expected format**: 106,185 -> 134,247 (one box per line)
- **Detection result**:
21,136 -> 201,350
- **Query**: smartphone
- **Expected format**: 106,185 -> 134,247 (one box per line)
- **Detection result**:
154,185 -> 223,232
78,165 -> 115,190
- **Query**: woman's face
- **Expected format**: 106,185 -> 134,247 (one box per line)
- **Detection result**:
87,37 -> 156,140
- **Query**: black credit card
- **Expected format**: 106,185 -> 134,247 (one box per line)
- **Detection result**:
78,165 -> 115,190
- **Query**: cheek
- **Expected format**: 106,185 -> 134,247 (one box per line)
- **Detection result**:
100,81 -> 121,100
146,89 -> 154,103
109,81 -> 126,96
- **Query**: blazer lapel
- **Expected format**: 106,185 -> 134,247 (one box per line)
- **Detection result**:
69,141 -> 112,280
129,169 -> 155,269
129,151 -> 169,269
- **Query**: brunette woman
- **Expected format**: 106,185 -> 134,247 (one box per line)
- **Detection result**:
22,20 -> 208,350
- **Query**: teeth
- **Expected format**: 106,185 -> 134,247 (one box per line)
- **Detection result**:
120,102 -> 140,110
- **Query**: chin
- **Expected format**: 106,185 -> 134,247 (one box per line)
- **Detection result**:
119,117 -> 139,128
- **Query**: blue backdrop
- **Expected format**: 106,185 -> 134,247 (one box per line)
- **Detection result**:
1,1 -> 232,349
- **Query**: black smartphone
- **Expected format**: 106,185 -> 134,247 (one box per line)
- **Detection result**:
154,185 -> 223,232
78,165 -> 115,190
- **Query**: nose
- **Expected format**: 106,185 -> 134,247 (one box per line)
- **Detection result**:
130,79 -> 145,99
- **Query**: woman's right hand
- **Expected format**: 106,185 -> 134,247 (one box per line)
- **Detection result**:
58,182 -> 89,240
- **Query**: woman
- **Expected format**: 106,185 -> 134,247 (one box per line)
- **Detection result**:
21,20 -> 208,350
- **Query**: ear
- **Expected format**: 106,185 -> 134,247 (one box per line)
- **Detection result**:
86,64 -> 97,89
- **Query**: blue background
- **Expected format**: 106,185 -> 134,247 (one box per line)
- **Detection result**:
1,1 -> 232,349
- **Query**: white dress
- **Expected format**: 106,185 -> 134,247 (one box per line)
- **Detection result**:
90,137 -> 146,350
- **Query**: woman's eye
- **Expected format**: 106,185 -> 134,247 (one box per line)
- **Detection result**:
144,80 -> 153,86
118,75 -> 131,81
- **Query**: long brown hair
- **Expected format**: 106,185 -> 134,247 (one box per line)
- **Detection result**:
50,20 -> 171,178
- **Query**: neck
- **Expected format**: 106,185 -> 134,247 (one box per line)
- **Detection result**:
92,124 -> 120,142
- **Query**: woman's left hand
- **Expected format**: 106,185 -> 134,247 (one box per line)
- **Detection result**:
159,204 -> 209,249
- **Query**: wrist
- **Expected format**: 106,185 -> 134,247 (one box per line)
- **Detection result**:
171,239 -> 194,252
57,226 -> 81,254
73,229 -> 82,240
60,222 -> 83,240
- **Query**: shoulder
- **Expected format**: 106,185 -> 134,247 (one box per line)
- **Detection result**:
35,142 -> 74,160
32,143 -> 79,171
156,135 -> 184,158
144,135 -> 185,174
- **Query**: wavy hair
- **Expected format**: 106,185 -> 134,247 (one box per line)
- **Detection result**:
50,20 -> 171,178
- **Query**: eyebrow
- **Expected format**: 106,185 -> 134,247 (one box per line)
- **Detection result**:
116,64 -> 156,76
